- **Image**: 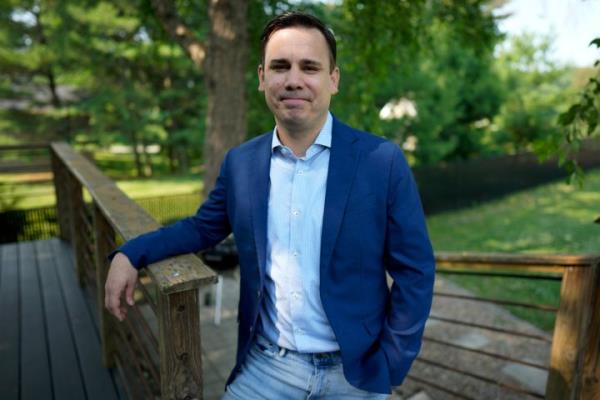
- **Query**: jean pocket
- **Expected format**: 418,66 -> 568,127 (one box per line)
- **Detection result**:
253,338 -> 278,358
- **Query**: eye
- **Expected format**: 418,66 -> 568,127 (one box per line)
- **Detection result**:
270,63 -> 289,71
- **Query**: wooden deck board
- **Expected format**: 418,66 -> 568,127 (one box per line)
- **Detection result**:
19,241 -> 53,400
0,243 -> 19,400
36,240 -> 87,399
51,239 -> 120,400
0,239 -> 121,400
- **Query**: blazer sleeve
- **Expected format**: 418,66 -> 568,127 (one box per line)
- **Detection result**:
380,146 -> 435,385
116,151 -> 233,269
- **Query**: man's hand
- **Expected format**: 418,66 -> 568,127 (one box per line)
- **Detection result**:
105,252 -> 138,321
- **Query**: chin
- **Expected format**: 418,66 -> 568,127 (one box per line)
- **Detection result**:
282,115 -> 310,128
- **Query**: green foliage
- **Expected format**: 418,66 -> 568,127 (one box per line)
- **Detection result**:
492,33 -> 575,158
329,0 -> 505,166
1,0 -> 207,177
1,0 -> 590,175
548,37 -> 600,185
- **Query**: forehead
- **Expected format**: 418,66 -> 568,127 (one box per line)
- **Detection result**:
264,27 -> 330,62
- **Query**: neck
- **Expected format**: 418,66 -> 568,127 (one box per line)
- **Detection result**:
276,114 -> 328,157
276,127 -> 319,157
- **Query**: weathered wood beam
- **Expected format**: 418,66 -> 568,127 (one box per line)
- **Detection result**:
50,142 -> 216,293
546,263 -> 600,399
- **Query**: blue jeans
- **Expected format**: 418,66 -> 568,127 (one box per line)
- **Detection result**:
222,335 -> 389,399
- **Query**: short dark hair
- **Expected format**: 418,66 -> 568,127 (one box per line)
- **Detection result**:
260,11 -> 337,71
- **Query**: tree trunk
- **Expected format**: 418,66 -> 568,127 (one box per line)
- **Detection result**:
141,136 -> 153,177
45,68 -> 62,108
203,0 -> 248,196
129,129 -> 144,178
150,0 -> 248,196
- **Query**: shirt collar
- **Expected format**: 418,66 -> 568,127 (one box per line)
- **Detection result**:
271,112 -> 333,152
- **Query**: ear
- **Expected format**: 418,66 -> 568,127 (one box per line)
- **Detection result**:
258,64 -> 265,91
330,66 -> 340,95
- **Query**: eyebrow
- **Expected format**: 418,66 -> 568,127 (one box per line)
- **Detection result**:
269,59 -> 290,66
268,58 -> 323,68
301,59 -> 322,68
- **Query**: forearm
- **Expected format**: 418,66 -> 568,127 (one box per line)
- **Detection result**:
116,215 -> 230,269
115,151 -> 232,269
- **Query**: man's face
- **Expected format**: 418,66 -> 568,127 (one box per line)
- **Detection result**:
258,27 -> 340,133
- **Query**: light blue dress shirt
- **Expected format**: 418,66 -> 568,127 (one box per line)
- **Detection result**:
258,112 -> 339,352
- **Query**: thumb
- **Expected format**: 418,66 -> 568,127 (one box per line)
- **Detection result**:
125,279 -> 136,306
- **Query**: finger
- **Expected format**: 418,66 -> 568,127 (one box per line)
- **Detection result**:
125,280 -> 136,306
105,284 -> 114,310
118,305 -> 127,321
107,287 -> 123,317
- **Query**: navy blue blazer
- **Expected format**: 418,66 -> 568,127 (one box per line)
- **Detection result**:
120,117 -> 435,394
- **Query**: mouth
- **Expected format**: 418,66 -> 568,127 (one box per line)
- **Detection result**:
280,97 -> 309,106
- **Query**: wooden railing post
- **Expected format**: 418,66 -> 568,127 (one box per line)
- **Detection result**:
580,261 -> 600,399
158,289 -> 203,400
65,169 -> 86,286
51,151 -> 71,241
93,202 -> 117,368
51,142 -> 217,399
546,262 -> 600,399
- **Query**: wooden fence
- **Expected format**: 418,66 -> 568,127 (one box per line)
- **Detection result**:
50,142 -> 217,399
416,253 -> 600,399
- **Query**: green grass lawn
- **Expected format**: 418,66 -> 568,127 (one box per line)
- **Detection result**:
427,168 -> 600,331
427,170 -> 600,254
1,173 -> 203,209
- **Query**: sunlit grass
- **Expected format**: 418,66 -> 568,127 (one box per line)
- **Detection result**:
428,169 -> 600,253
1,173 -> 203,209
428,168 -> 600,331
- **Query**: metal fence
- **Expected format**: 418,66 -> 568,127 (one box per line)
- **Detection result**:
0,192 -> 202,244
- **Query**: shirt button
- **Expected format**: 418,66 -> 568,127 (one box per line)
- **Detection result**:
292,251 -> 299,257
292,210 -> 300,216
250,326 -> 254,332
257,290 -> 262,297
298,170 -> 304,175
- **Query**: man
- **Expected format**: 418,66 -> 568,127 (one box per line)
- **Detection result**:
105,11 -> 435,399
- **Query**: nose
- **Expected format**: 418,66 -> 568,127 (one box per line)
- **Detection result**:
284,66 -> 303,90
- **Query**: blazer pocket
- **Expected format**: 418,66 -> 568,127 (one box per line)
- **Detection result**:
362,310 -> 385,337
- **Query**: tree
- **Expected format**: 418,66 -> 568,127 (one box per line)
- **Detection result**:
492,33 -> 574,154
0,0 -> 77,141
328,0 -> 504,166
547,38 -> 600,184
150,0 -> 248,195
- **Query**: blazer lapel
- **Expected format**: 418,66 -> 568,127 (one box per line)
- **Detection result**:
248,133 -> 272,281
320,118 -> 360,272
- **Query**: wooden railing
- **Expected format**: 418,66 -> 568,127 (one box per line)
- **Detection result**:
41,142 -> 599,399
408,253 -> 600,400
50,142 -> 217,399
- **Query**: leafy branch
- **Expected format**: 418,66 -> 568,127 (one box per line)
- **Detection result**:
553,38 -> 600,185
